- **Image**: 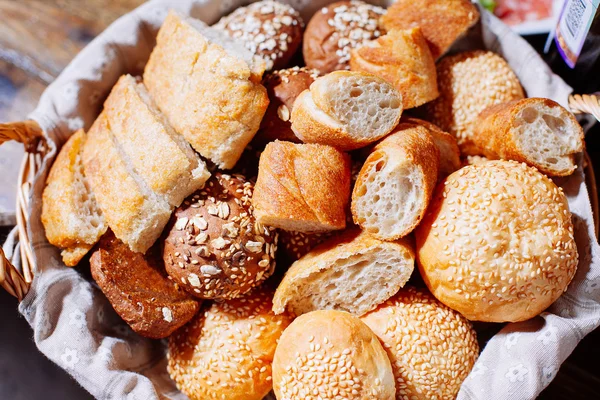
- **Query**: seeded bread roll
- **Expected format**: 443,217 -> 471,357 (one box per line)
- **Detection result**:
426,51 -> 525,151
169,287 -> 292,400
253,141 -> 351,232
273,310 -> 396,399
402,117 -> 461,180
380,0 -> 479,59
214,0 -> 304,71
415,161 -> 579,322
42,130 -> 107,267
90,231 -> 199,339
254,67 -> 320,145
273,229 -> 415,317
303,1 -> 385,73
352,124 -> 439,241
278,230 -> 333,263
291,71 -> 403,151
466,98 -> 585,176
350,28 -> 438,109
361,287 -> 479,400
163,173 -> 277,300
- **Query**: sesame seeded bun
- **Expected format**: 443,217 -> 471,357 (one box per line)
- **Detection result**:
303,1 -> 385,73
163,173 -> 278,300
415,160 -> 579,322
278,229 -> 333,263
426,51 -> 525,151
168,287 -> 292,400
272,310 -> 396,399
361,286 -> 479,400
214,0 -> 304,71
254,67 -> 321,145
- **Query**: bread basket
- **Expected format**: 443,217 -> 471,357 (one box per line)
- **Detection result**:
0,1 -> 599,399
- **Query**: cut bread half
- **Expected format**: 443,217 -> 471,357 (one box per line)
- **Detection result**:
291,71 -> 402,150
469,98 -> 584,176
352,124 -> 439,240
273,230 -> 415,317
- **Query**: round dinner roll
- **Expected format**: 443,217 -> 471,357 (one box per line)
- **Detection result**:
163,173 -> 278,300
214,0 -> 304,71
361,287 -> 479,400
415,160 -> 579,322
273,310 -> 396,400
426,51 -> 524,151
303,0 -> 385,73
168,287 -> 292,400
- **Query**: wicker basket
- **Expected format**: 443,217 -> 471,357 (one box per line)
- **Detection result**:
0,93 -> 599,302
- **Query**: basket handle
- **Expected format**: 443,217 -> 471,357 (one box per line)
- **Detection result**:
569,93 -> 600,122
0,246 -> 28,301
0,120 -> 43,151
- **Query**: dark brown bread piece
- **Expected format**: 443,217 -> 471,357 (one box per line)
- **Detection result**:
163,173 -> 278,300
90,231 -> 199,339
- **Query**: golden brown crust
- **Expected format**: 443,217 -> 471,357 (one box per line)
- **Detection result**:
253,141 -> 351,232
415,160 -> 579,322
380,0 -> 479,59
143,11 -> 269,169
361,287 -> 479,400
467,98 -> 585,176
90,231 -> 199,339
162,173 -> 278,300
303,1 -> 385,73
272,310 -> 396,399
168,287 -> 292,400
350,28 -> 438,109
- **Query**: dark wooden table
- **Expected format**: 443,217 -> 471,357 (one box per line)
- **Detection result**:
0,1 -> 599,399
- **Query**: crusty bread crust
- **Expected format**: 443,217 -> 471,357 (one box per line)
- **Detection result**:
467,98 -> 585,176
380,0 -> 479,59
350,28 -> 438,109
253,141 -> 351,232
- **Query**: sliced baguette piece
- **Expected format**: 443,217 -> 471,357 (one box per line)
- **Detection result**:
352,123 -> 439,240
350,28 -> 439,109
402,117 -> 461,179
143,11 -> 269,169
104,75 -> 210,207
273,229 -> 415,317
41,130 -> 107,266
291,71 -> 403,151
82,113 -> 172,253
467,98 -> 585,176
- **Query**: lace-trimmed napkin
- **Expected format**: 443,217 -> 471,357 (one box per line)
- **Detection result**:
2,1 -> 599,399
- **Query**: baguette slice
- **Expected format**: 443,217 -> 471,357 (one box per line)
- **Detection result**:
41,130 -> 107,266
144,11 -> 269,169
467,98 -> 584,176
291,71 -> 403,151
352,123 -> 439,240
82,113 -> 172,253
273,230 -> 415,317
350,28 -> 439,109
104,75 -> 210,207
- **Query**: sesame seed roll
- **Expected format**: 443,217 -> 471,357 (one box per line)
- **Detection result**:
415,160 -> 579,322
361,286 -> 479,400
168,287 -> 292,400
273,310 -> 396,400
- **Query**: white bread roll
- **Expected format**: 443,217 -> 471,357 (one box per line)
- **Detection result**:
415,160 -> 579,322
352,123 -> 439,240
291,71 -> 402,150
362,287 -> 479,400
272,310 -> 396,400
466,98 -> 585,176
273,229 -> 414,317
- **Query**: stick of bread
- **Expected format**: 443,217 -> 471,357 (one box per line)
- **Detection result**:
466,98 -> 585,176
350,28 -> 438,109
144,11 -> 269,169
41,130 -> 107,266
352,123 -> 439,240
273,229 -> 415,317
291,71 -> 403,150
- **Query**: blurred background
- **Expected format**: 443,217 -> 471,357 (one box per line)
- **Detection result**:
0,0 -> 598,399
